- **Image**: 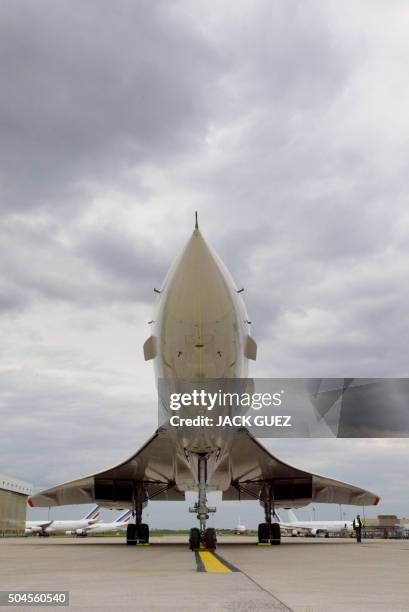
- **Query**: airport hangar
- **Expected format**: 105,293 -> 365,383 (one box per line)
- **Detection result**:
0,474 -> 32,536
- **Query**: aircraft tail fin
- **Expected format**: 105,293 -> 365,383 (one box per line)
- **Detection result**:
83,505 -> 100,521
287,509 -> 298,522
115,509 -> 132,523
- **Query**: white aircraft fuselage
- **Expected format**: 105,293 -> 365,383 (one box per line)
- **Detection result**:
144,227 -> 256,458
25,518 -> 99,535
152,227 -> 250,381
80,519 -> 130,535
281,519 -> 353,536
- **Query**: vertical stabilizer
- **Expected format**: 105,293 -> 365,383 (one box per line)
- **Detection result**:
83,505 -> 100,521
287,509 -> 298,523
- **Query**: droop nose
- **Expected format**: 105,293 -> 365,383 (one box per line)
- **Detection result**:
163,228 -> 236,324
144,223 -> 254,380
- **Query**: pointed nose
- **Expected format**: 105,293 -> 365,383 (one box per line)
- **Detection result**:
155,229 -> 248,379
163,228 -> 235,323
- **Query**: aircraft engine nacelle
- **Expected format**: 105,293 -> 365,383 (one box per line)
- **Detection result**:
75,529 -> 88,536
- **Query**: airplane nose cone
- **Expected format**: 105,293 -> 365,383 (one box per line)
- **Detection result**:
163,228 -> 236,324
155,228 -> 248,379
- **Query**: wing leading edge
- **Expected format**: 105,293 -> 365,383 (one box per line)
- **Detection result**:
29,430 -> 379,510
29,432 -> 185,508
223,432 -> 380,507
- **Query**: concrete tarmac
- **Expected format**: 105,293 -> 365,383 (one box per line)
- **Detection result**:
1,536 -> 408,611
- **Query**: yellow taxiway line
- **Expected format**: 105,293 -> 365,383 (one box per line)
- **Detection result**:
195,549 -> 240,573
198,550 -> 231,573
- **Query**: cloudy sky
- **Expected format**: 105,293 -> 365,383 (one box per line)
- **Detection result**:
1,0 -> 409,526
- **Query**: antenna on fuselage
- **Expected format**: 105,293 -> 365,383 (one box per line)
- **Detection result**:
195,211 -> 199,229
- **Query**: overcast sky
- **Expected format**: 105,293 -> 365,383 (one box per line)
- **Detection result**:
1,0 -> 409,526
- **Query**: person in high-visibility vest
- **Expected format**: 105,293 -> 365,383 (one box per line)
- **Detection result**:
353,514 -> 364,543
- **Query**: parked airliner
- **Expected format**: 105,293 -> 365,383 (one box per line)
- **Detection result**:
235,521 -> 247,534
74,509 -> 132,536
25,506 -> 100,536
278,510 -> 353,537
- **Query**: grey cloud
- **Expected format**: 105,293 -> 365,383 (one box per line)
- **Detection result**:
0,0 -> 225,211
0,219 -> 168,308
0,279 -> 28,312
224,0 -> 353,108
0,369 -> 155,490
266,438 -> 409,518
76,227 -> 168,300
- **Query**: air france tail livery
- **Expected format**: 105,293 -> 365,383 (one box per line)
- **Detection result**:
75,510 -> 133,536
25,506 -> 100,536
29,216 -> 379,549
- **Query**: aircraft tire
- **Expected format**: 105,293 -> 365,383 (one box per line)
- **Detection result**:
189,527 -> 201,550
258,522 -> 270,544
204,527 -> 217,550
126,523 -> 137,545
270,522 -> 281,545
137,523 -> 149,544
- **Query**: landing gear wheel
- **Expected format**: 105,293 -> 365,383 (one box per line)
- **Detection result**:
204,527 -> 217,550
189,527 -> 201,550
258,522 -> 270,544
270,522 -> 281,545
137,523 -> 149,544
126,523 -> 137,545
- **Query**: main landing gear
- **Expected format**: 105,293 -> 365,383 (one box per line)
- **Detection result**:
258,490 -> 281,545
126,522 -> 149,545
126,487 -> 149,545
258,521 -> 281,545
189,455 -> 217,550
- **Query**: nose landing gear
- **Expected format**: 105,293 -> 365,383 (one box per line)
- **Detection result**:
189,527 -> 201,550
189,455 -> 217,550
204,526 -> 217,549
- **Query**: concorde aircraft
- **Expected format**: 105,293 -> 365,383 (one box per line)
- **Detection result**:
25,506 -> 100,536
29,215 -> 379,549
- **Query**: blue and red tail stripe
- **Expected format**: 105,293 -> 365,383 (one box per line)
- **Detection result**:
115,509 -> 132,523
84,506 -> 101,520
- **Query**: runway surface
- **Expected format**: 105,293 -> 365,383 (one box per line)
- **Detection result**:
1,536 -> 408,611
